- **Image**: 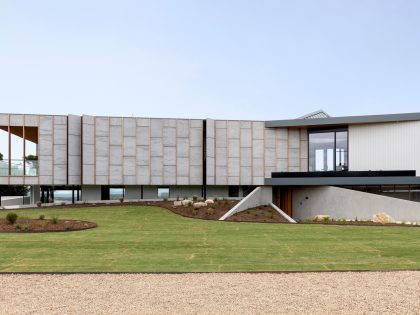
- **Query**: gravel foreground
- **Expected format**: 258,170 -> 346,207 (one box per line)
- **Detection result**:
0,271 -> 419,315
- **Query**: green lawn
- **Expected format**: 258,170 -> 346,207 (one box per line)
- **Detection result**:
0,206 -> 419,272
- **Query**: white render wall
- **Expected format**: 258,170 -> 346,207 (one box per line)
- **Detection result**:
207,119 -> 307,186
349,121 -> 420,174
82,116 -> 203,186
293,186 -> 420,222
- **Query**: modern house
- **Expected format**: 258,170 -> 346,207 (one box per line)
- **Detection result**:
1,110 -> 420,221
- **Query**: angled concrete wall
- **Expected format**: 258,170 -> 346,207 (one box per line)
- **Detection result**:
219,186 -> 272,220
293,186 -> 420,222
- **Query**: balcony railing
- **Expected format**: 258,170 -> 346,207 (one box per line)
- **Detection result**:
0,159 -> 38,176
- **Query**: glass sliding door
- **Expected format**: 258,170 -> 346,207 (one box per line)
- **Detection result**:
335,131 -> 348,171
309,132 -> 335,171
309,128 -> 348,172
0,127 -> 8,176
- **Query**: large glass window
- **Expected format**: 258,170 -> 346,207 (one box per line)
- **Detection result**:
309,129 -> 348,172
0,127 -> 8,176
0,126 -> 38,176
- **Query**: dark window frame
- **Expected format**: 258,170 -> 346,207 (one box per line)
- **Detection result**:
307,126 -> 349,172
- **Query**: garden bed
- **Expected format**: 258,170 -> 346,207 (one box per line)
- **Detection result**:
299,220 -> 420,227
0,218 -> 97,233
157,200 -> 239,220
226,205 -> 289,223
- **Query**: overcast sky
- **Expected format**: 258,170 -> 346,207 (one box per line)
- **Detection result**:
1,0 -> 419,120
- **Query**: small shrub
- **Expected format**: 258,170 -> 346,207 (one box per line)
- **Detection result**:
51,216 -> 59,224
224,199 -> 229,206
214,197 -> 218,202
36,201 -> 42,208
118,197 -> 124,203
39,214 -> 45,220
6,212 -> 18,224
192,195 -> 198,202
16,224 -> 29,231
61,202 -> 66,206
176,195 -> 180,201
163,197 -> 168,202
206,208 -> 214,216
323,217 -> 330,223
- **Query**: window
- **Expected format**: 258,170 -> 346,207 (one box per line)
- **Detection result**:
157,187 -> 170,199
0,126 -> 38,176
309,128 -> 348,172
228,186 -> 239,197
110,188 -> 125,200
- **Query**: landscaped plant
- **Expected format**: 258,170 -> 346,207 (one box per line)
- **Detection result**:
163,197 -> 168,202
206,208 -> 214,216
51,216 -> 58,224
6,212 -> 18,224
118,197 -> 124,203
323,217 -> 330,223
16,224 -> 29,231
39,214 -> 45,220
36,201 -> 42,208
192,195 -> 198,202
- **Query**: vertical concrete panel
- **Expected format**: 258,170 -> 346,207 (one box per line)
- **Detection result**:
68,115 -> 81,185
38,116 -> 54,185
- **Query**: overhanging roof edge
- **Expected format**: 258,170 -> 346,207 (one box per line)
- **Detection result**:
265,112 -> 420,128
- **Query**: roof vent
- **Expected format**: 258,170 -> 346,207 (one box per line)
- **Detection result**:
298,109 -> 330,119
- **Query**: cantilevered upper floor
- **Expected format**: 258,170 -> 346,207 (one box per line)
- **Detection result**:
0,111 -> 420,187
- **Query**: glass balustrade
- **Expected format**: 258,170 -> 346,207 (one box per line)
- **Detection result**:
0,159 -> 38,176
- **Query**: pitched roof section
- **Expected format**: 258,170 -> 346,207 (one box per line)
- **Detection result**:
298,109 -> 330,119
266,112 -> 420,128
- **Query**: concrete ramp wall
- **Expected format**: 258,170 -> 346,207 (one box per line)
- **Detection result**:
219,186 -> 272,220
293,186 -> 420,222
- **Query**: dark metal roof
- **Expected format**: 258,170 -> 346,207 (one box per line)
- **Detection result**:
265,112 -> 420,128
265,176 -> 420,186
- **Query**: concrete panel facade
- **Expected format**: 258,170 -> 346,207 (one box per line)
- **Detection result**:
81,116 -> 203,186
208,119 -> 308,185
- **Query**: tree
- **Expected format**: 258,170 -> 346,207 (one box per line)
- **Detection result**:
0,185 -> 30,196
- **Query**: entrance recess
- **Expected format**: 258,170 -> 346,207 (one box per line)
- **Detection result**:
273,187 -> 293,217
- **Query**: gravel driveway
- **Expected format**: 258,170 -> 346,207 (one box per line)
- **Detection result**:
0,271 -> 419,314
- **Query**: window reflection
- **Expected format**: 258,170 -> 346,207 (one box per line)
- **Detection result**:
309,129 -> 348,172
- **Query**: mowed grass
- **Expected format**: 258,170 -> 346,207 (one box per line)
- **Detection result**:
0,206 -> 419,272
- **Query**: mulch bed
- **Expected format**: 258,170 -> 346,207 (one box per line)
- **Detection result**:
301,220 -> 420,227
226,205 -> 290,223
0,219 -> 97,233
157,200 -> 239,220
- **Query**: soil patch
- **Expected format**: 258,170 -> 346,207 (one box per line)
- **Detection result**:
226,205 -> 290,223
301,220 -> 420,227
0,218 -> 97,233
157,200 -> 238,220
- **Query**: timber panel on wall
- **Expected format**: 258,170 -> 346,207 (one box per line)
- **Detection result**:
209,120 -> 308,185
82,116 -> 203,186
